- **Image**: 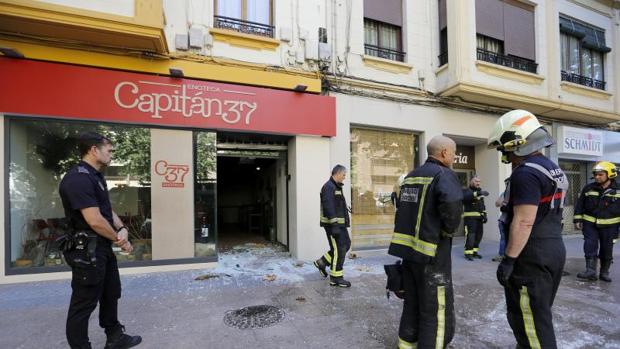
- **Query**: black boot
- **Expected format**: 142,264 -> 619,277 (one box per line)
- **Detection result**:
313,257 -> 328,278
329,276 -> 351,288
473,252 -> 483,259
464,254 -> 474,261
600,259 -> 613,282
577,257 -> 598,281
104,325 -> 142,349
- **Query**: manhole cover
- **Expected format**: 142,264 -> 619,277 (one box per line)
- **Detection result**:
223,305 -> 285,329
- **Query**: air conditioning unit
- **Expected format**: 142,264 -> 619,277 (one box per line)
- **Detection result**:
319,42 -> 331,62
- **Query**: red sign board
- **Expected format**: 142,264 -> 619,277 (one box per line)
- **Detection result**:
0,58 -> 336,136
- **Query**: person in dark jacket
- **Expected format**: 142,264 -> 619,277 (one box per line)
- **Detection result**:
488,109 -> 567,349
314,165 -> 352,287
389,135 -> 463,349
462,176 -> 489,260
574,161 -> 620,282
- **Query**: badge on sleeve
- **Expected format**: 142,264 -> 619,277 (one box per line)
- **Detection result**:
98,181 -> 105,191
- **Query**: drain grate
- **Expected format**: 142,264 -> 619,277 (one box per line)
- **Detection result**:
223,305 -> 286,329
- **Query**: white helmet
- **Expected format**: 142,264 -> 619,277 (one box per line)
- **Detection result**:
488,109 -> 553,157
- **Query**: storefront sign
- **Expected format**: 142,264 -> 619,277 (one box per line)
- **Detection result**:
453,145 -> 475,170
557,126 -> 603,157
154,160 -> 189,188
0,58 -> 336,136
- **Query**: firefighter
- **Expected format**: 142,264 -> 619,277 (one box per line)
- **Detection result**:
389,135 -> 463,349
574,161 -> 620,282
314,164 -> 352,288
488,109 -> 568,348
462,176 -> 489,260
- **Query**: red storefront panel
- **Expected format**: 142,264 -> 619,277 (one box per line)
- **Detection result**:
0,58 -> 336,136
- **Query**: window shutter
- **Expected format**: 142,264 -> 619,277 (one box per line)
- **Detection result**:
560,15 -> 611,53
503,0 -> 535,60
364,0 -> 402,27
475,0 -> 504,41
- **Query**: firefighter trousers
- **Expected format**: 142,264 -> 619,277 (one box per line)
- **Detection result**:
322,227 -> 351,278
398,238 -> 455,349
504,238 -> 565,349
582,222 -> 616,261
464,218 -> 483,256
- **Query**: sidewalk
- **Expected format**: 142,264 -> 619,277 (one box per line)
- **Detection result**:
0,235 -> 618,349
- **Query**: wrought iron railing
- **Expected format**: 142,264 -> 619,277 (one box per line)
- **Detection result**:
561,71 -> 606,90
438,51 -> 448,66
364,44 -> 405,62
213,15 -> 274,38
476,48 -> 538,74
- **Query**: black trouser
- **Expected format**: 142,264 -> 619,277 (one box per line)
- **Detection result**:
464,218 -> 483,255
505,238 -> 565,349
398,238 -> 455,349
66,242 -> 122,349
321,226 -> 351,278
582,222 -> 616,262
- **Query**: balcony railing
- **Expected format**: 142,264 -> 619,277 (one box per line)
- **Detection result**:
364,44 -> 405,62
438,51 -> 448,66
213,15 -> 274,38
476,49 -> 538,74
561,71 -> 606,91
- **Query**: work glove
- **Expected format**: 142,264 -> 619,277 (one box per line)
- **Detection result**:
497,256 -> 516,287
479,190 -> 490,197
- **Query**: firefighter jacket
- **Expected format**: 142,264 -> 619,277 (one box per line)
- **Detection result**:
462,187 -> 487,220
573,180 -> 620,227
320,177 -> 350,228
388,158 -> 463,264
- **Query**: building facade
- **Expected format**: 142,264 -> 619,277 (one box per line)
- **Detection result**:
0,0 -> 619,283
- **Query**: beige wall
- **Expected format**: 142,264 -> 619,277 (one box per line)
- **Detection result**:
151,129 -> 195,260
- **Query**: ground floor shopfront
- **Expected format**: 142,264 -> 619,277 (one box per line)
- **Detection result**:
0,57 -> 336,283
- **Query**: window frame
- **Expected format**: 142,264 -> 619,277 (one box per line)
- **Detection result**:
560,31 -> 605,83
214,0 -> 274,26
363,18 -> 403,52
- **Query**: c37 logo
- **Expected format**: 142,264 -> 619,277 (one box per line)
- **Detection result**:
154,160 -> 189,188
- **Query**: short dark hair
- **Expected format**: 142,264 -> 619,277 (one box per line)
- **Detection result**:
78,132 -> 111,157
332,164 -> 347,176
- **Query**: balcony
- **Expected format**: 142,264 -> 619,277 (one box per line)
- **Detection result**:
213,16 -> 274,38
476,49 -> 537,74
438,51 -> 448,66
364,44 -> 405,63
561,71 -> 606,91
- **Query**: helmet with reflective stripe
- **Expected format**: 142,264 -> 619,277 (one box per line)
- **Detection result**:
592,161 -> 617,179
488,109 -> 553,157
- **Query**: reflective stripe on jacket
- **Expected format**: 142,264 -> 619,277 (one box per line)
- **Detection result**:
388,158 -> 463,264
462,187 -> 486,220
320,177 -> 350,228
574,180 -> 620,227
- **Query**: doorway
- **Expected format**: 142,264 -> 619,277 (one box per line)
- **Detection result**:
215,132 -> 289,251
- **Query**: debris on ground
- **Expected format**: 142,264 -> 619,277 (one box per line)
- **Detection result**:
349,252 -> 359,259
263,274 -> 277,282
293,261 -> 305,268
295,297 -> 306,302
194,273 -> 231,281
355,265 -> 371,273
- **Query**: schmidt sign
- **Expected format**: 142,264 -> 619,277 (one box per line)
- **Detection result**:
558,126 -> 604,157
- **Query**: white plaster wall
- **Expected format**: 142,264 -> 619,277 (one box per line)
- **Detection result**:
288,135 -> 331,261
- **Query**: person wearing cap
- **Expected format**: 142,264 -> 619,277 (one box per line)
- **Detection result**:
574,161 -> 620,282
59,132 -> 142,349
488,109 -> 568,348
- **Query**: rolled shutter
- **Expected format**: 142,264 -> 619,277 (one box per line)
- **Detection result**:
364,0 -> 402,27
475,0 -> 504,41
503,0 -> 536,60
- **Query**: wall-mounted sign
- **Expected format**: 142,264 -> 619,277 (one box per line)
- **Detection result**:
0,57 -> 336,136
154,160 -> 189,188
557,126 -> 603,157
453,145 -> 475,170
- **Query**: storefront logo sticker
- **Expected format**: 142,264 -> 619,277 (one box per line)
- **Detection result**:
114,81 -> 258,124
154,160 -> 189,188
558,126 -> 604,157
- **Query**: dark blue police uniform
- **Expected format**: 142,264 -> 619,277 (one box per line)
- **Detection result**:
504,154 -> 567,348
59,161 -> 122,349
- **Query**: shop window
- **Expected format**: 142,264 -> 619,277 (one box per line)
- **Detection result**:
350,128 -> 417,249
214,0 -> 274,38
559,15 -> 609,90
194,131 -> 217,258
8,119 -> 152,270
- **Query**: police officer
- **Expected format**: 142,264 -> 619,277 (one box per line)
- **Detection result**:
462,176 -> 489,260
389,135 -> 463,349
489,110 -> 568,348
574,161 -> 620,282
59,132 -> 142,349
314,165 -> 352,287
